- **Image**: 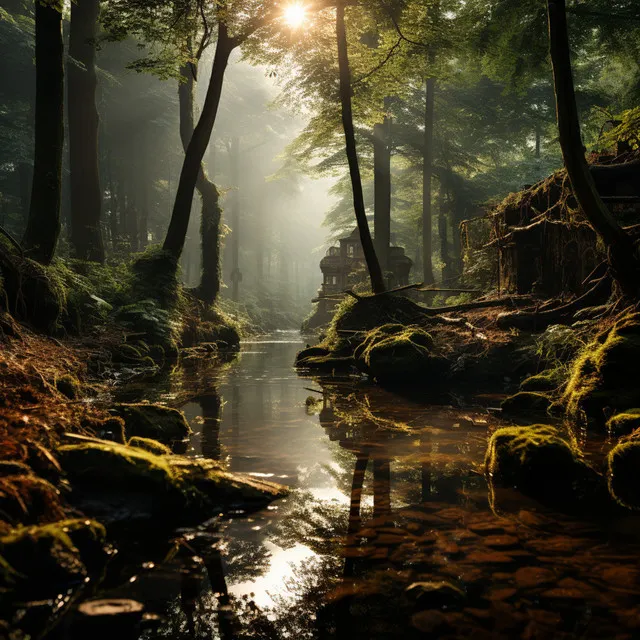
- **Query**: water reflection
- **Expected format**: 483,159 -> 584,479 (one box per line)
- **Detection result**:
100,333 -> 640,640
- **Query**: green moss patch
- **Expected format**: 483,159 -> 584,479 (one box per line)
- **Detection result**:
353,324 -> 445,384
57,440 -> 287,524
110,403 -> 191,445
607,433 -> 640,509
0,519 -> 106,595
127,437 -> 172,456
485,425 -> 603,507
519,369 -> 563,393
564,313 -> 640,427
607,410 -> 640,436
501,392 -> 552,419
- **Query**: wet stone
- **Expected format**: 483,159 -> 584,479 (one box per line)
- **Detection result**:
515,566 -> 555,589
602,566 -> 640,590
465,551 -> 514,564
540,587 -> 586,601
526,536 -> 589,555
405,580 -> 466,608
486,587 -> 517,602
468,522 -> 509,536
411,610 -> 449,635
483,535 -> 520,549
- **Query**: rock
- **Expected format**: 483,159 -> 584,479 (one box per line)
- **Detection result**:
520,370 -> 562,393
514,566 -> 556,589
71,599 -> 145,640
564,313 -> 640,427
607,410 -> 640,436
110,403 -> 191,445
500,392 -> 552,419
353,324 -> 447,384
405,580 -> 466,608
607,433 -> 640,509
411,610 -> 450,635
0,519 -> 106,597
56,373 -> 81,399
57,440 -> 287,524
483,535 -> 520,549
485,424 -> 605,508
127,437 -> 171,456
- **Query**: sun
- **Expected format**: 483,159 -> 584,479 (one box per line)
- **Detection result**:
284,3 -> 307,29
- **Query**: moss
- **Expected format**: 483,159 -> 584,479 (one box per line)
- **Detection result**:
55,373 -> 81,400
519,369 -> 563,392
128,436 -> 172,456
501,392 -> 552,419
111,403 -> 191,444
0,519 -> 106,595
608,432 -> 640,509
607,410 -> 640,436
564,313 -> 640,426
353,324 -> 445,384
485,425 -> 602,507
129,247 -> 181,311
57,440 -> 287,523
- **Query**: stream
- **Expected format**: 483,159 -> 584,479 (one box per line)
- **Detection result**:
92,331 -> 640,639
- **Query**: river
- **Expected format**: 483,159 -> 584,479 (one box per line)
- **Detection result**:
100,331 -> 640,639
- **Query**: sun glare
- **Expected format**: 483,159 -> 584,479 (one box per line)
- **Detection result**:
284,3 -> 307,29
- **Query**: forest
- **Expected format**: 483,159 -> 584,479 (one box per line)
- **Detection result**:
1,0 -> 640,638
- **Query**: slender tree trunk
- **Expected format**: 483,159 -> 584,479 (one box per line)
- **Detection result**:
22,0 -> 64,264
67,0 -> 104,262
547,0 -> 639,295
438,183 -> 450,283
163,24 -> 233,259
230,136 -> 241,302
336,3 -> 385,294
373,99 -> 392,275
422,77 -> 436,286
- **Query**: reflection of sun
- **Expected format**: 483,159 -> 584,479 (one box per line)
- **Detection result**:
284,3 -> 306,28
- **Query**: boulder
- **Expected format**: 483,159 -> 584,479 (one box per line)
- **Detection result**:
0,519 -> 106,596
564,313 -> 640,427
57,440 -> 287,524
608,431 -> 640,509
485,425 -> 605,507
110,403 -> 191,445
501,392 -> 552,419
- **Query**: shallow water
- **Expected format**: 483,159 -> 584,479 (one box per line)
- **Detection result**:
86,331 -> 640,639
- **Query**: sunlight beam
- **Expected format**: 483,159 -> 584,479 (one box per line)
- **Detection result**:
283,3 -> 307,29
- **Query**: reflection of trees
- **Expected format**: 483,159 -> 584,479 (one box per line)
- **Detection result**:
199,393 -> 222,460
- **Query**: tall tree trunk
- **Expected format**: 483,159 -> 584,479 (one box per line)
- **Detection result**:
547,0 -> 639,295
336,3 -> 385,294
22,0 -> 64,265
230,136 -> 241,303
176,53 -> 221,299
438,183 -> 450,283
373,100 -> 392,275
422,77 -> 436,286
163,24 -> 233,260
67,0 -> 105,262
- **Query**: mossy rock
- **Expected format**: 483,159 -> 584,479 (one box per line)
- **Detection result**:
354,324 -> 446,384
128,437 -> 172,456
295,345 -> 331,365
485,425 -> 604,507
608,432 -> 640,509
501,392 -> 552,419
520,369 -> 563,393
0,472 -> 63,525
564,313 -> 640,427
607,410 -> 640,436
0,519 -> 106,596
111,403 -> 191,445
56,374 -> 81,400
57,440 -> 287,524
114,299 -> 180,358
295,348 -> 356,372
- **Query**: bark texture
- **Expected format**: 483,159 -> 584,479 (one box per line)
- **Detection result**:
68,0 -> 105,262
22,0 -> 64,265
163,24 -> 232,260
336,3 -> 385,294
422,77 -> 436,286
547,0 -> 639,295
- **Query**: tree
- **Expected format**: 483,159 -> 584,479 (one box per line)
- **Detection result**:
547,0 -> 640,296
68,0 -> 105,262
336,2 -> 385,293
22,0 -> 64,265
